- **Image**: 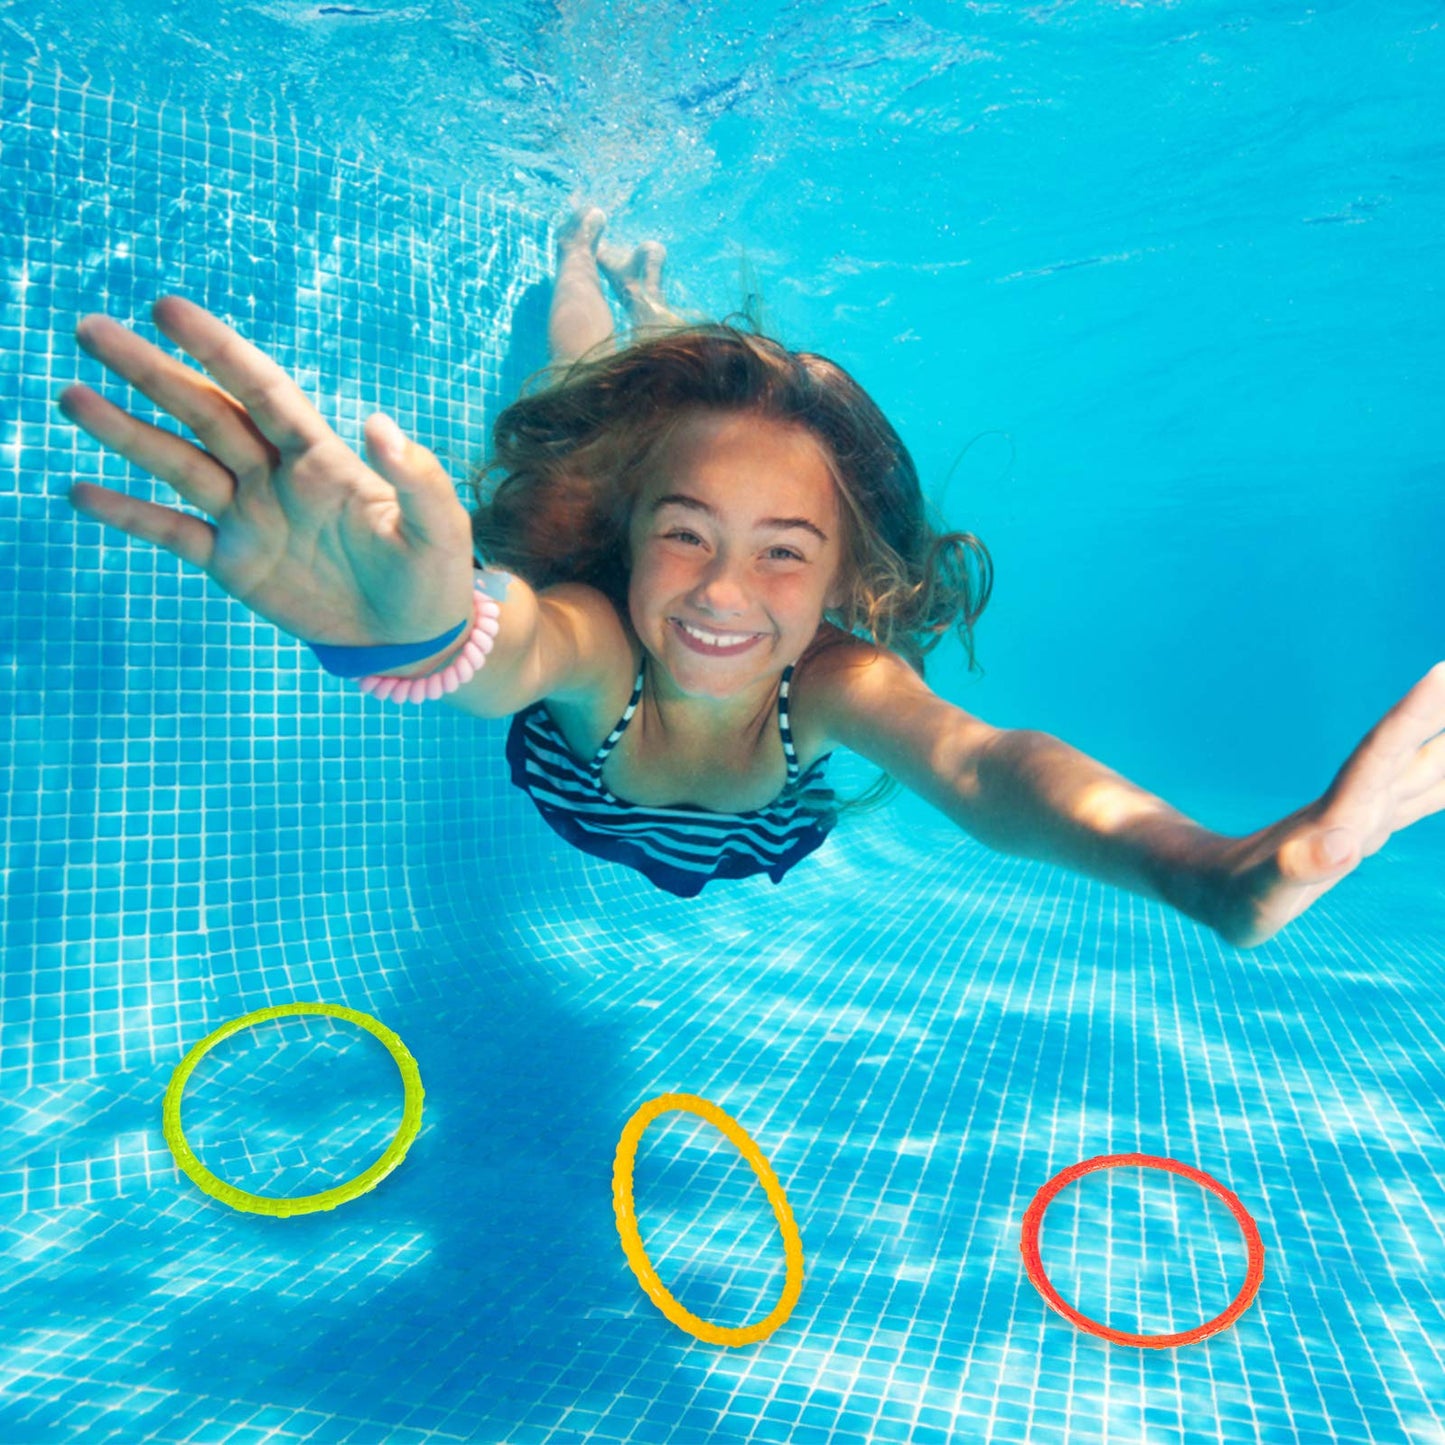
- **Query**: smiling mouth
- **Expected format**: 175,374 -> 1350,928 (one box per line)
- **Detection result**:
671,617 -> 765,654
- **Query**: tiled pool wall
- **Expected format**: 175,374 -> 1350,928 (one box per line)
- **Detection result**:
2,64 -> 575,1097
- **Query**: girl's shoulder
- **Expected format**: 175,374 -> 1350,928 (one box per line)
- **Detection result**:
792,625 -> 1001,798
788,623 -> 893,759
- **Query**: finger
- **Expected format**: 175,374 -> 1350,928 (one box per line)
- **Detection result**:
58,382 -> 235,518
1397,730 -> 1445,803
1329,661 -> 1445,803
149,295 -> 333,459
363,414 -> 464,545
74,311 -> 279,487
1368,661 -> 1445,758
1395,774 -> 1445,831
67,481 -> 217,571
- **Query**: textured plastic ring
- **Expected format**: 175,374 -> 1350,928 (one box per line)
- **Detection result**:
612,1092 -> 805,1347
162,1002 -> 424,1218
1020,1152 -> 1265,1348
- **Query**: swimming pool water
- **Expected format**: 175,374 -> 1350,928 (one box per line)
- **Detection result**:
3,35 -> 1445,1445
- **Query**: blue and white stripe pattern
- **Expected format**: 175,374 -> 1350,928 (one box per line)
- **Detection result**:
505,659 -> 838,896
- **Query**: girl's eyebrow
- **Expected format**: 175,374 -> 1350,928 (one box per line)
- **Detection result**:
649,493 -> 830,543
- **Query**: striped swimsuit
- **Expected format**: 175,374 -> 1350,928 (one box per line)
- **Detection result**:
505,655 -> 838,898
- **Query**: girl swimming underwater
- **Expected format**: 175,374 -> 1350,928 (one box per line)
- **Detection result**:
57,208 -> 1445,940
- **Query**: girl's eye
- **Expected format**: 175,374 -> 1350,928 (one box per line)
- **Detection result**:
664,531 -> 803,563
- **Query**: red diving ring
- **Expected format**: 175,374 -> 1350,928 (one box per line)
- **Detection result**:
1019,1152 -> 1265,1348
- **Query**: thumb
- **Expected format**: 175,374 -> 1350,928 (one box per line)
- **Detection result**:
1315,828 -> 1356,869
365,413 -> 460,542
1281,825 -> 1355,881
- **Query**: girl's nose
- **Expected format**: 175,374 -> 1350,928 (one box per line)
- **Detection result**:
689,555 -> 750,616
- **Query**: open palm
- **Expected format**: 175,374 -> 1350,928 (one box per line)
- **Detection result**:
58,295 -> 475,650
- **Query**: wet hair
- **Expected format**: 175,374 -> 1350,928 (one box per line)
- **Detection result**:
467,322 -> 993,816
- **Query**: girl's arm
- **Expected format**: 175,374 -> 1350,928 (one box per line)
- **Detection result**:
814,643 -> 1227,934
818,644 -> 1445,950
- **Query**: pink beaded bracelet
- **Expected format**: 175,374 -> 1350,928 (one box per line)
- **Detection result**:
355,580 -> 501,704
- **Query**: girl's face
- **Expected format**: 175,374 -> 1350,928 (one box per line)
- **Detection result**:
626,409 -> 848,700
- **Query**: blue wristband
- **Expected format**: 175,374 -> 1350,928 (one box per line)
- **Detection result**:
305,614 -> 470,679
302,564 -> 507,679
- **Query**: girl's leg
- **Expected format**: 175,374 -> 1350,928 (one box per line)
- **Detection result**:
547,207 -> 616,367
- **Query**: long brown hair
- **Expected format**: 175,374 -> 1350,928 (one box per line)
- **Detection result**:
467,322 -> 993,815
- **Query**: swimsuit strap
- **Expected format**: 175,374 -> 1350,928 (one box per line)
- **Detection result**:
588,661 -> 646,776
777,663 -> 801,783
585,658 -> 801,784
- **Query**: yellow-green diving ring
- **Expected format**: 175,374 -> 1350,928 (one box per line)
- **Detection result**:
612,1092 -> 805,1347
162,1002 -> 424,1218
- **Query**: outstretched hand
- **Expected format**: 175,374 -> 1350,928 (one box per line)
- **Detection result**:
58,295 -> 476,650
1209,662 -> 1445,948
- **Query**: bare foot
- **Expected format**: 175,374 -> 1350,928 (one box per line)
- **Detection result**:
597,238 -> 684,331
557,205 -> 607,259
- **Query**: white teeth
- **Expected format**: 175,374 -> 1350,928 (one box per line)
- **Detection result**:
677,619 -> 756,648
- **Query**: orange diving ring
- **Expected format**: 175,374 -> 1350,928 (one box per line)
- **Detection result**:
613,1092 -> 805,1347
